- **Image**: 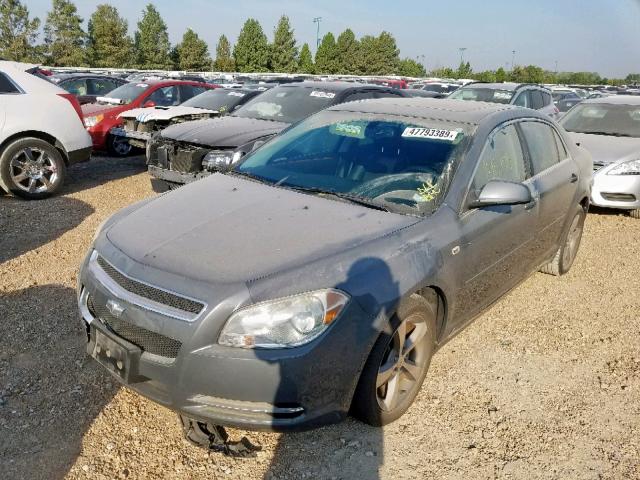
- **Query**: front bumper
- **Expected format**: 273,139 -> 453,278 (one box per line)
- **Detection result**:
148,165 -> 211,186
111,127 -> 150,149
591,168 -> 640,210
77,244 -> 376,431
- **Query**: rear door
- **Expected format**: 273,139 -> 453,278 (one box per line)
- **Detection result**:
519,120 -> 579,262
448,122 -> 539,330
0,72 -> 20,134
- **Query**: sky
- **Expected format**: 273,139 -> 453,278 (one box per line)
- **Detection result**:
26,0 -> 640,77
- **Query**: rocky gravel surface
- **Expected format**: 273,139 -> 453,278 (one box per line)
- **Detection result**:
1,155 -> 639,480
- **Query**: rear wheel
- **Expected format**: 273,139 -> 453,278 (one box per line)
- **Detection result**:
629,209 -> 640,219
351,295 -> 436,426
540,205 -> 586,276
0,137 -> 66,200
106,134 -> 132,157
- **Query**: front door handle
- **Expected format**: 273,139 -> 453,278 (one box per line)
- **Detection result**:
570,173 -> 578,183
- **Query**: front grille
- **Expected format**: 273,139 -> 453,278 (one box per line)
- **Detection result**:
88,295 -> 182,358
96,255 -> 204,314
171,147 -> 208,173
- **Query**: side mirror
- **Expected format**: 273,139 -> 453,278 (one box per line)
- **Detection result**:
470,180 -> 532,208
143,100 -> 156,108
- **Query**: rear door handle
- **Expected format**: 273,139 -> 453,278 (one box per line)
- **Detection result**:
570,173 -> 578,183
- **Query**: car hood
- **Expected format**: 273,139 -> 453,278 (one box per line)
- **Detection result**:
567,132 -> 640,165
81,102 -> 125,117
160,115 -> 288,148
105,173 -> 418,284
119,106 -> 217,122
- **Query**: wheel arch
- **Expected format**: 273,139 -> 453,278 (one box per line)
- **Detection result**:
395,285 -> 448,342
0,131 -> 69,164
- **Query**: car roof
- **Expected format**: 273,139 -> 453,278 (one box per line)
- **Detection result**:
279,81 -> 390,92
581,95 -> 640,106
129,79 -> 209,87
52,73 -> 122,80
462,82 -> 549,92
328,97 -> 519,124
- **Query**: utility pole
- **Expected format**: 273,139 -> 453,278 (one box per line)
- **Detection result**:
459,47 -> 467,65
511,50 -> 516,70
313,17 -> 322,50
555,60 -> 559,74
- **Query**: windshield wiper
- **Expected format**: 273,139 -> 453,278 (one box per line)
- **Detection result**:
578,131 -> 632,137
225,170 -> 273,184
281,185 -> 390,212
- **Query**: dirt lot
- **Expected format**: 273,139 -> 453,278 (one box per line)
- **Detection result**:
1,155 -> 639,480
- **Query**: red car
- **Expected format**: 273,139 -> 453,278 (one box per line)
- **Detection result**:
81,80 -> 215,156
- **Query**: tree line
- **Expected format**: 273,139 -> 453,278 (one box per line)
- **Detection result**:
0,0 -> 636,84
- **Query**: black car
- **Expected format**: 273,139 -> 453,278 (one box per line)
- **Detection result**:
147,81 -> 408,192
50,73 -> 127,104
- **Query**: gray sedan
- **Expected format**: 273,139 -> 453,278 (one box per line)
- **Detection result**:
78,98 -> 591,441
560,96 -> 640,218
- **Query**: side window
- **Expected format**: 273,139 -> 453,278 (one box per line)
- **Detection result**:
344,91 -> 377,102
88,78 -> 117,95
179,85 -> 207,102
520,122 -> 561,175
146,86 -> 180,106
553,130 -> 568,159
472,124 -> 527,191
62,78 -> 87,96
513,91 -> 530,108
542,91 -> 552,106
530,90 -> 544,110
0,73 -> 19,94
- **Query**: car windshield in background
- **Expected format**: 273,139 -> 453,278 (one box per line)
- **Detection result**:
233,86 -> 335,124
181,90 -> 248,112
235,111 -> 472,216
449,87 -> 513,104
561,103 -> 640,137
102,82 -> 150,104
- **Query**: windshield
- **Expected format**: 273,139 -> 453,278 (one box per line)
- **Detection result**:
233,86 -> 335,124
181,89 -> 249,112
234,111 -> 472,215
449,87 -> 513,104
102,82 -> 151,104
561,103 -> 640,137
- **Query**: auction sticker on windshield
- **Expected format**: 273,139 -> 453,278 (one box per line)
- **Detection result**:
330,122 -> 366,139
402,127 -> 461,142
310,91 -> 336,99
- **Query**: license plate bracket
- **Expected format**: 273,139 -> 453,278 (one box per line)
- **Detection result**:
88,324 -> 144,383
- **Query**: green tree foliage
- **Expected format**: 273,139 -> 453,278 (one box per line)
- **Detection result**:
134,4 -> 172,69
456,61 -> 473,79
625,73 -> 640,84
175,28 -> 210,71
556,71 -> 602,85
43,0 -> 86,66
213,34 -> 235,72
233,18 -> 269,72
510,64 -> 545,83
357,32 -> 399,75
495,67 -> 507,83
335,29 -> 359,74
270,15 -> 297,73
398,58 -> 425,77
297,42 -> 314,74
0,0 -> 40,62
87,4 -> 133,68
430,66 -> 456,78
474,70 -> 497,82
315,32 -> 338,74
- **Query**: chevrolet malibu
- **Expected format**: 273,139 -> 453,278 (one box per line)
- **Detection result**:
78,98 -> 591,441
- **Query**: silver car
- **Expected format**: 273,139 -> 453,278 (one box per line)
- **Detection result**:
560,96 -> 640,218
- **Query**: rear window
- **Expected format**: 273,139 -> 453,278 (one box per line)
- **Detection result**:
102,82 -> 151,104
0,73 -> 19,94
449,87 -> 514,104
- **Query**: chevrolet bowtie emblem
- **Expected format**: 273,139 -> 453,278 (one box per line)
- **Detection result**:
106,299 -> 125,318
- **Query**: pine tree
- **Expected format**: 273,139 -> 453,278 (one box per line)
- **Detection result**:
270,15 -> 297,73
213,34 -> 235,72
134,4 -> 172,69
335,29 -> 359,75
315,32 -> 337,74
0,0 -> 40,62
495,67 -> 507,83
398,58 -> 426,77
43,0 -> 86,66
456,61 -> 473,79
176,28 -> 210,71
233,18 -> 269,72
87,4 -> 133,68
298,43 -> 314,74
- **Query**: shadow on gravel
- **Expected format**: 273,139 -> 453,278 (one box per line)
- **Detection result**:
61,154 -> 147,196
0,196 -> 94,264
0,284 -> 119,480
588,206 -> 633,217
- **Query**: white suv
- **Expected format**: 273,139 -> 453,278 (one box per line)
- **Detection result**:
0,61 -> 92,199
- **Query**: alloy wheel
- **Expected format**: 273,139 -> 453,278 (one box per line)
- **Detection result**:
9,147 -> 59,194
111,136 -> 132,156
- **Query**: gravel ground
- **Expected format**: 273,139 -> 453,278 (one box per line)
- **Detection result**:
1,155 -> 639,480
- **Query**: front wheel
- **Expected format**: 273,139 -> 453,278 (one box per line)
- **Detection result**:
351,295 -> 436,426
106,134 -> 132,157
540,205 -> 586,276
0,137 -> 66,200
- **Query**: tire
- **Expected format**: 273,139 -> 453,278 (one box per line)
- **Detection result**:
540,205 -> 586,276
629,209 -> 640,219
106,134 -> 132,157
0,137 -> 66,200
351,295 -> 437,427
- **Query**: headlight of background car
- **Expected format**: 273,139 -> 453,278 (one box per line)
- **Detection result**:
83,114 -> 104,128
607,159 -> 640,175
218,289 -> 349,349
202,150 -> 243,172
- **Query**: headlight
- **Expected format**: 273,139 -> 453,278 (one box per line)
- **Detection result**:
218,289 -> 349,349
202,150 -> 243,171
607,159 -> 640,175
84,114 -> 104,128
